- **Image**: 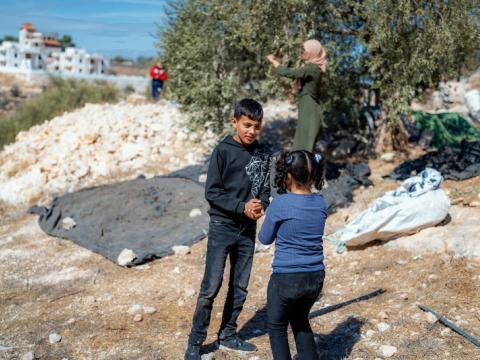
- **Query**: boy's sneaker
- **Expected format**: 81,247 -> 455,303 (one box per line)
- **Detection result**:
184,343 -> 201,360
218,335 -> 257,352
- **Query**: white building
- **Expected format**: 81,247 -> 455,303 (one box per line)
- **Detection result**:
0,23 -> 108,75
48,48 -> 108,74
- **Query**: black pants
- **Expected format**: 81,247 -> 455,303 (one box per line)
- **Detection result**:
151,79 -> 163,101
188,220 -> 256,345
267,270 -> 325,360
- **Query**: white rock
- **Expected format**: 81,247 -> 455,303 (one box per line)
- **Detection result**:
0,102 -> 218,210
173,266 -> 181,274
380,152 -> 395,163
21,352 -> 35,360
198,174 -> 207,183
49,333 -> 62,343
117,248 -> 137,266
365,329 -> 376,337
377,322 -> 391,332
62,217 -> 76,230
424,312 -> 438,324
189,208 -> 202,217
128,304 -> 143,315
380,345 -> 397,358
172,245 -> 191,256
133,313 -> 143,322
143,306 -> 157,314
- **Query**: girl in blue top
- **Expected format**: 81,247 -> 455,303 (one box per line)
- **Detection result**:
259,150 -> 327,360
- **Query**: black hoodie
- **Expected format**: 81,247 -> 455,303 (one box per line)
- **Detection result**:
205,135 -> 271,227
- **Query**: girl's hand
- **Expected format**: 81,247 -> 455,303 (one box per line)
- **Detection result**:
244,199 -> 263,220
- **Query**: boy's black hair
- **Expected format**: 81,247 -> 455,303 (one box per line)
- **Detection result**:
274,150 -> 326,194
233,98 -> 263,122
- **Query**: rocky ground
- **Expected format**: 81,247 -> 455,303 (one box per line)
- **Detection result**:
0,101 -> 218,216
0,95 -> 479,359
0,156 -> 479,360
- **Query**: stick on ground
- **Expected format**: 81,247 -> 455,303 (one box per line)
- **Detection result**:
418,304 -> 480,348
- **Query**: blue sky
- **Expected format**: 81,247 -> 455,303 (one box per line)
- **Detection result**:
0,0 -> 168,59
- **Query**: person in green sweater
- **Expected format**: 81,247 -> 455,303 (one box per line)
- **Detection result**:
267,39 -> 327,152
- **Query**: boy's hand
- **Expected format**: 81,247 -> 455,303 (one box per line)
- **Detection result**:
244,199 -> 263,220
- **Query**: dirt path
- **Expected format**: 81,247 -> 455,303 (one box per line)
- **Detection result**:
1,163 -> 479,359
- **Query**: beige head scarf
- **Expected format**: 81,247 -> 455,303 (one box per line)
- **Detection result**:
301,39 -> 327,72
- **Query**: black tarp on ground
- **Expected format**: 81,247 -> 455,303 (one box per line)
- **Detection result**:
29,176 -> 209,266
174,160 -> 373,214
29,161 -> 371,266
388,141 -> 480,181
322,162 -> 372,214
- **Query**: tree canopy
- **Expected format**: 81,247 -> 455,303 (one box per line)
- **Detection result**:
59,34 -> 75,48
158,0 -> 479,149
0,35 -> 18,44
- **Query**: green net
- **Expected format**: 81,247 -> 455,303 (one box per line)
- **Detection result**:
413,112 -> 480,148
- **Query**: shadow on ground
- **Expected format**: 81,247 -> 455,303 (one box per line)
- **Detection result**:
201,289 -> 386,357
314,316 -> 364,359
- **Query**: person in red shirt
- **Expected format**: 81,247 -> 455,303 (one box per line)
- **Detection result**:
149,62 -> 168,102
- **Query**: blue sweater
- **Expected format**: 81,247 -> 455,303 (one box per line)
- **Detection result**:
258,193 -> 327,273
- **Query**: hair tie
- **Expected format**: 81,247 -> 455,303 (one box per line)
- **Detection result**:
314,153 -> 322,163
285,154 -> 294,166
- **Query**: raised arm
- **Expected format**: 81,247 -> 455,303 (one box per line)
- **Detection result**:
275,65 -> 312,79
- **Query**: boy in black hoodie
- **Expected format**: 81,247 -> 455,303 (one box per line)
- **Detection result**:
185,99 -> 271,359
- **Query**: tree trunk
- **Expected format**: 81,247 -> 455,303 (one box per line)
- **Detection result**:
374,109 -> 409,154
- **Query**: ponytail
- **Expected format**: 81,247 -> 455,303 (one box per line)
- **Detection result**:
312,153 -> 326,191
273,150 -> 326,193
274,151 -> 290,194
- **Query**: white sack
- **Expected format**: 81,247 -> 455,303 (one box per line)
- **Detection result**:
334,168 -> 450,248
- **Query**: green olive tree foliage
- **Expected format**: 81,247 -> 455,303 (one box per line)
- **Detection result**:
158,0 -> 479,149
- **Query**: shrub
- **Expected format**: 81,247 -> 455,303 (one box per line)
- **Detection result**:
0,77 -> 118,149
